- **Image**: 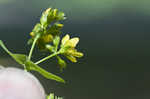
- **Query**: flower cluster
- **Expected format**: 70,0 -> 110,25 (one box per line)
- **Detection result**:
60,34 -> 83,62
0,8 -> 83,83
28,8 -> 65,50
0,7 -> 84,99
28,8 -> 84,71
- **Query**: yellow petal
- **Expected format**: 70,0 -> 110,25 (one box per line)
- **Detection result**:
56,24 -> 64,28
67,49 -> 83,57
65,55 -> 77,63
65,37 -> 79,48
73,51 -> 83,57
69,38 -> 79,47
61,34 -> 70,45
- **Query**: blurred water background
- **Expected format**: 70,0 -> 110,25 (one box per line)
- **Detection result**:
0,0 -> 150,99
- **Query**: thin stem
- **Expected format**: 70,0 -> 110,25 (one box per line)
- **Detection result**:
28,36 -> 39,60
35,51 -> 60,65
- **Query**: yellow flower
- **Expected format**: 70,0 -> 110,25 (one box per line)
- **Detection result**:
61,34 -> 79,47
60,34 -> 83,62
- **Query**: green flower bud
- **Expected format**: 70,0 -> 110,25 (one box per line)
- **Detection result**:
46,44 -> 55,52
57,56 -> 66,71
53,36 -> 60,47
32,23 -> 42,34
40,8 -> 51,28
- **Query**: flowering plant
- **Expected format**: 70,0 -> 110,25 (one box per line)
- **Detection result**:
0,8 -> 83,98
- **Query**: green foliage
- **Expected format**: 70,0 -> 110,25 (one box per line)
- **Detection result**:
0,40 -> 65,83
25,60 -> 65,83
0,8 -> 83,98
0,40 -> 27,65
47,93 -> 63,99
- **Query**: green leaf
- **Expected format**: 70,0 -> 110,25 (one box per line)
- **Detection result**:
25,60 -> 65,83
0,40 -> 27,65
11,54 -> 27,65
0,40 -> 11,55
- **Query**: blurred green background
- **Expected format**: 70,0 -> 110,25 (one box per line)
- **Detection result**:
1,0 -> 150,99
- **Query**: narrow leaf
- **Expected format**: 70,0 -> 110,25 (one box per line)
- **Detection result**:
12,54 -> 27,64
0,40 -> 27,65
25,60 -> 65,83
0,40 -> 12,55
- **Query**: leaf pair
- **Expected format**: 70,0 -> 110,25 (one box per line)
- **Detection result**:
0,40 -> 65,83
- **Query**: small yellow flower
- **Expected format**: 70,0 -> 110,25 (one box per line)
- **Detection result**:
61,34 -> 79,48
60,34 -> 83,62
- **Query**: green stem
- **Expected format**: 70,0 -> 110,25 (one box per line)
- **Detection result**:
35,51 -> 60,65
28,36 -> 39,60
